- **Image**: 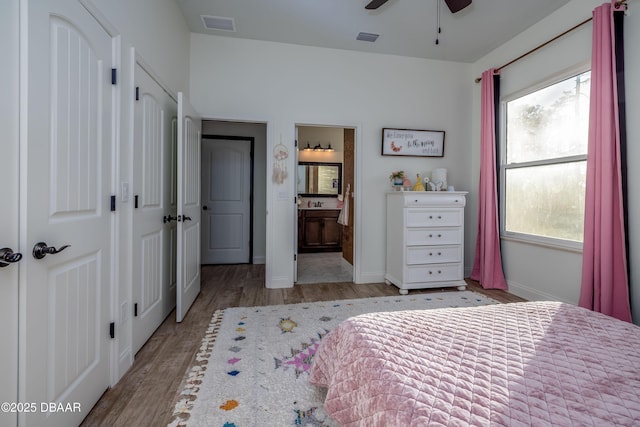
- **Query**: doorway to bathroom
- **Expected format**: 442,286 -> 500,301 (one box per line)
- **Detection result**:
295,125 -> 355,284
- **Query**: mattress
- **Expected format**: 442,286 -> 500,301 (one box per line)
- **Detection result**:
309,301 -> 640,426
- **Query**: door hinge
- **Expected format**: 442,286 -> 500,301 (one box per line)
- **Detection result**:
134,195 -> 139,209
294,253 -> 297,261
295,139 -> 298,147
110,195 -> 116,212
111,68 -> 117,85
135,86 -> 140,101
109,322 -> 115,339
134,303 -> 138,317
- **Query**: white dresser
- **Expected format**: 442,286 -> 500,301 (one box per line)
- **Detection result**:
385,191 -> 468,295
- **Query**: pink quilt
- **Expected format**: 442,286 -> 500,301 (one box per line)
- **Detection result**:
309,301 -> 640,426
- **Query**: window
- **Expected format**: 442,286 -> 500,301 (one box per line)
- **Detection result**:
502,70 -> 590,245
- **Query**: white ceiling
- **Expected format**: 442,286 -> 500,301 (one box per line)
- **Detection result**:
175,0 -> 572,63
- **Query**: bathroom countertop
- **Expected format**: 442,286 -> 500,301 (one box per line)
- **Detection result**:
298,207 -> 341,210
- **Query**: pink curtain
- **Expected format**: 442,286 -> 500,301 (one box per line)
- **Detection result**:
579,2 -> 631,322
471,68 -> 508,290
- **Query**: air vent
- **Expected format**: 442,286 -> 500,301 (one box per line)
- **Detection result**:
356,32 -> 379,42
201,15 -> 236,32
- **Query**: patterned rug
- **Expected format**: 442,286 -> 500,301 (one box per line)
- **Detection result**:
168,291 -> 498,427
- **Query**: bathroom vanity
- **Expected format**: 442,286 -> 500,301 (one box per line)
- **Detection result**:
298,209 -> 342,252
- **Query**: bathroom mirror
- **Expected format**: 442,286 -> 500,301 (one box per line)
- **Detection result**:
297,162 -> 342,196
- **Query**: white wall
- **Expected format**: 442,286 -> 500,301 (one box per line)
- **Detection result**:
471,0 -> 640,323
624,1 -> 640,323
91,0 -> 191,94
190,34 -> 474,287
201,121 -> 267,264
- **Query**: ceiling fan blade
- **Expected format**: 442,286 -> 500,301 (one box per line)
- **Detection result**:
365,0 -> 390,10
444,0 -> 472,13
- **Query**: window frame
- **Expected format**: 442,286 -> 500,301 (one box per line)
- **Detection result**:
499,66 -> 590,252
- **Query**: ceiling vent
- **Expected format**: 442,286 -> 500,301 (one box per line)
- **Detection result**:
201,15 -> 236,32
356,32 -> 379,42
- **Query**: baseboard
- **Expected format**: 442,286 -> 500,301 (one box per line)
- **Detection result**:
266,275 -> 293,289
506,279 -> 573,304
252,255 -> 265,264
356,271 -> 386,284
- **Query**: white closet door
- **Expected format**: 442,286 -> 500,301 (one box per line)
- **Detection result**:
20,0 -> 113,425
131,62 -> 177,354
176,93 -> 202,322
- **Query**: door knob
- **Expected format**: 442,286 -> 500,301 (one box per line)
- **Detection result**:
0,248 -> 23,268
202,205 -> 208,211
179,215 -> 192,222
163,215 -> 178,224
32,242 -> 70,260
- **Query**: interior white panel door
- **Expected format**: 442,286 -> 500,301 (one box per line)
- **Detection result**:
0,1 -> 20,426
201,139 -> 251,264
176,92 -> 202,322
20,0 -> 113,425
131,63 -> 177,354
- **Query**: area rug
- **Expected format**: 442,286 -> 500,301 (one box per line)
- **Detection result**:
168,291 -> 499,427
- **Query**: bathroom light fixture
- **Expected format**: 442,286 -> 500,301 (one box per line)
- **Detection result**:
311,143 -> 335,152
303,143 -> 312,151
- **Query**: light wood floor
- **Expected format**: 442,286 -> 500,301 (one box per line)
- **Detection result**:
81,264 -> 525,426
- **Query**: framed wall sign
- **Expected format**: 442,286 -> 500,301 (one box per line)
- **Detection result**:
381,128 -> 445,157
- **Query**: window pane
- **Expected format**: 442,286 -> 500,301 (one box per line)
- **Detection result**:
505,162 -> 586,242
506,71 -> 590,164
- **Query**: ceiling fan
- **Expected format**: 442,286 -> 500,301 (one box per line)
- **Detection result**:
365,0 -> 472,13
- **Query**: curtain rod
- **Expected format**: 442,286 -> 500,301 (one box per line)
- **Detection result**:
474,17 -> 592,83
474,0 -> 628,83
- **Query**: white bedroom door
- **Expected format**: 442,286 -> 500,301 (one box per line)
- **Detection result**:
0,2 -> 20,426
20,0 -> 113,425
176,92 -> 202,322
132,62 -> 178,354
201,138 -> 252,264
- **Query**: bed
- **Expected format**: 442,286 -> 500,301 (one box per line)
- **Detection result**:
308,301 -> 640,426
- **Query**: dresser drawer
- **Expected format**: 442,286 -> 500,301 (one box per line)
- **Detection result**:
406,209 -> 462,227
405,264 -> 462,283
403,193 -> 466,207
406,227 -> 462,246
406,245 -> 462,265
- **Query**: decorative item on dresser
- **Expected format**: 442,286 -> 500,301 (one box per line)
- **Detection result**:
385,191 -> 468,294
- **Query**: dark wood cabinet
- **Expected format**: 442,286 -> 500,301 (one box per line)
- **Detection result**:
298,209 -> 342,252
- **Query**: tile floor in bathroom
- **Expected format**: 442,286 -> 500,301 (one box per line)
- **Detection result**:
296,252 -> 353,284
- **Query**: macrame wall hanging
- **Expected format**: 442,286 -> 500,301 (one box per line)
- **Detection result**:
272,139 -> 289,185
